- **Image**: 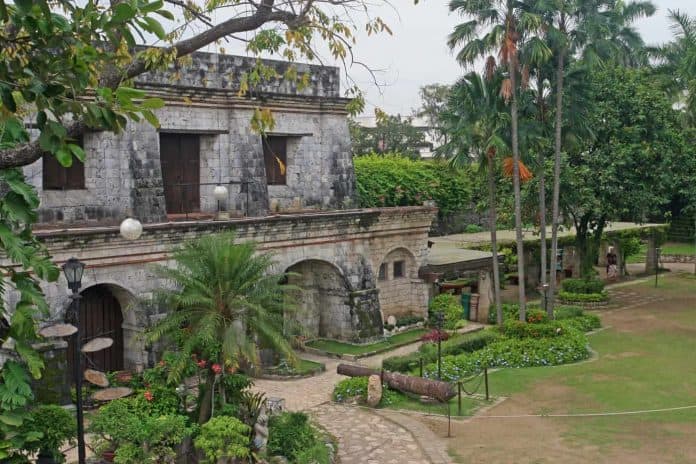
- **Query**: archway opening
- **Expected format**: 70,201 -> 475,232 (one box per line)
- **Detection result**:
286,260 -> 352,340
376,248 -> 419,324
66,284 -> 125,376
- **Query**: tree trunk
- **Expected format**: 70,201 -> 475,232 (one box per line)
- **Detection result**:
336,364 -> 456,402
509,57 -> 527,321
198,370 -> 216,425
487,151 -> 503,325
549,42 -> 566,312
536,80 -> 549,317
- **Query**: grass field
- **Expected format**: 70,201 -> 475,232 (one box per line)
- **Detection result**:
627,241 -> 696,264
421,273 -> 696,463
306,329 -> 428,356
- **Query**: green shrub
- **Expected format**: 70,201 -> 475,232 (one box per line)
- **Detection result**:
558,291 -> 609,303
332,377 -> 368,402
395,315 -> 424,327
382,330 -> 500,372
353,154 -> 473,218
194,416 -> 250,463
293,441 -> 331,464
554,305 -> 585,319
561,278 -> 605,294
267,413 -> 317,461
464,224 -> 484,233
498,320 -> 569,339
424,332 -> 590,381
429,294 -> 464,330
561,314 -> 602,332
20,404 -> 76,462
89,398 -> 191,462
332,377 -> 397,406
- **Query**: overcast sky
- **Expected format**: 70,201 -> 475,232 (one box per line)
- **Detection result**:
338,0 -> 696,117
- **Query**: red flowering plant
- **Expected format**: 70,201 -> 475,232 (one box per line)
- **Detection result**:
420,329 -> 449,343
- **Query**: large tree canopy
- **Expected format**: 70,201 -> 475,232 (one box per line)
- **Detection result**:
561,66 -> 693,274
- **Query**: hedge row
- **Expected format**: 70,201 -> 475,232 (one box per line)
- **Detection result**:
353,154 -> 473,217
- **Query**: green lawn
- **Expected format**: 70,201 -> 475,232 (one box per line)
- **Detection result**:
661,241 -> 696,256
384,390 -> 489,417
484,275 -> 696,448
627,241 -> 696,263
306,329 -> 428,356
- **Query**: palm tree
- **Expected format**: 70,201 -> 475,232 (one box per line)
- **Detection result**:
651,9 -> 696,126
449,0 -> 548,321
541,0 -> 654,310
148,232 -> 298,424
438,71 -> 510,325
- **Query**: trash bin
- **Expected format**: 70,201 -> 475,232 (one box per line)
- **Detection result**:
460,293 -> 471,321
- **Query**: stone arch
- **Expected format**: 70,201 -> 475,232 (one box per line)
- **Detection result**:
376,247 -> 421,324
62,282 -> 145,373
285,259 -> 354,340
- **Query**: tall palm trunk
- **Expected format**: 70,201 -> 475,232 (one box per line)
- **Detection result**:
198,369 -> 216,424
487,149 -> 503,325
509,56 -> 527,321
537,79 -> 548,317
549,40 -> 566,312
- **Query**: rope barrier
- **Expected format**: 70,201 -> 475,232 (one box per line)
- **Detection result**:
470,404 -> 696,419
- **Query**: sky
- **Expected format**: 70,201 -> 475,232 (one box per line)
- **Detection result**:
338,0 -> 696,118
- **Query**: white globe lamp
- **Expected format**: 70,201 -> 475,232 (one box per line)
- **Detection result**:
120,217 -> 143,241
213,184 -> 228,202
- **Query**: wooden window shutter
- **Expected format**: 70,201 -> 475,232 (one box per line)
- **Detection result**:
263,136 -> 287,185
42,136 -> 85,190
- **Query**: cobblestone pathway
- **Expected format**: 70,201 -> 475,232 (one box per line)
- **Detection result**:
309,403 -> 433,464
251,329 -> 486,464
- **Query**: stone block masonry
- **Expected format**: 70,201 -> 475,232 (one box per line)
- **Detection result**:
4,207 -> 437,368
23,50 -> 354,225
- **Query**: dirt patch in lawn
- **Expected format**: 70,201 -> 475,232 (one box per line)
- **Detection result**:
416,275 -> 696,464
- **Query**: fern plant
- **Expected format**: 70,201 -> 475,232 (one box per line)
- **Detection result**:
147,232 -> 299,423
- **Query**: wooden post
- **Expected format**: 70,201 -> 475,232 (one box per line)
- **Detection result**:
484,367 -> 489,401
457,382 -> 462,415
419,358 -> 423,378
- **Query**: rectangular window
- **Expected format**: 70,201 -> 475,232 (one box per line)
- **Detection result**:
263,136 -> 287,185
42,137 -> 85,190
378,263 -> 388,281
393,261 -> 405,278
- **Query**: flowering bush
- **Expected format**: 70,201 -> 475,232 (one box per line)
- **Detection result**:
423,332 -> 590,381
525,309 -> 548,324
420,329 -> 450,343
383,330 -> 500,373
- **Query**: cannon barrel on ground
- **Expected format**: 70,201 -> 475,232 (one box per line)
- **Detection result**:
337,364 -> 455,402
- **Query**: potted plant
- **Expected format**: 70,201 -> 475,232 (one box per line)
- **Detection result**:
21,405 -> 76,464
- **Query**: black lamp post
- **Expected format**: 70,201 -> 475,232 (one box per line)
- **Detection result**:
62,257 -> 86,464
436,311 -> 444,381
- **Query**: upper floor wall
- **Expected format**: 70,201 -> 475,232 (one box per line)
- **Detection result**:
136,50 -> 341,98
23,52 -> 355,227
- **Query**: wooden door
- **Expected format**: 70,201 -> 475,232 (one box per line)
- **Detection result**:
159,133 -> 200,214
66,285 -> 124,376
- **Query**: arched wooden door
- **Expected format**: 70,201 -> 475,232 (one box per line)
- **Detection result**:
67,285 -> 125,377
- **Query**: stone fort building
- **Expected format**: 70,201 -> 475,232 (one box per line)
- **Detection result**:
10,51 -> 440,373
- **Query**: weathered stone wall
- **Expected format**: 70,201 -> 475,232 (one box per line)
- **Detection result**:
135,50 -> 341,98
23,52 -> 353,225
4,207 -> 436,366
375,248 -> 425,322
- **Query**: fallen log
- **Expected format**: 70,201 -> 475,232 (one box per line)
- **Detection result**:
337,364 -> 455,402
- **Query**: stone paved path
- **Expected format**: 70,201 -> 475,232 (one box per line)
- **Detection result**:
309,403 -> 433,464
251,329 -> 491,464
